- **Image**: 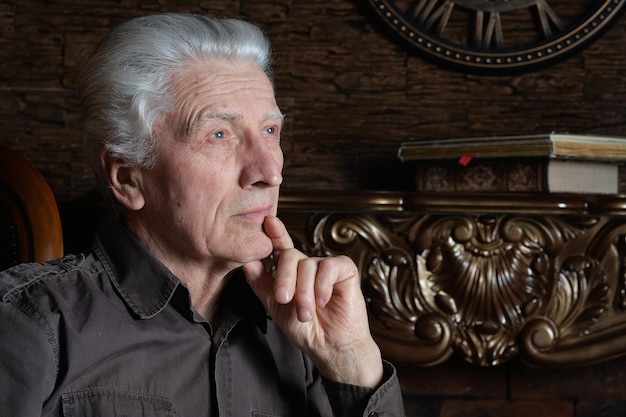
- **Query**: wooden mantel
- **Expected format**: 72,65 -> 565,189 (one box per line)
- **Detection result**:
278,190 -> 626,368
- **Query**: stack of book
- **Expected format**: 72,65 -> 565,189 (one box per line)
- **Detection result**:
398,133 -> 626,194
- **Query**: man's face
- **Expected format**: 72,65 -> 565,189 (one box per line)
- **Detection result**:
132,58 -> 284,272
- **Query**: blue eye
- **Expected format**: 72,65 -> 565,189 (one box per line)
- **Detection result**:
266,126 -> 276,135
212,130 -> 225,139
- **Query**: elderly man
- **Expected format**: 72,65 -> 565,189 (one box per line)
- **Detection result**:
0,13 -> 404,416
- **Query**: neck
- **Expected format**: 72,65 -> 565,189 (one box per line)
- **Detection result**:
125,216 -> 237,323
179,271 -> 230,323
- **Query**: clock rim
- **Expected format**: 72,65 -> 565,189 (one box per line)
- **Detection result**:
367,0 -> 626,72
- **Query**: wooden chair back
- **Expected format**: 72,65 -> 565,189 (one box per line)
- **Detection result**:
0,146 -> 63,269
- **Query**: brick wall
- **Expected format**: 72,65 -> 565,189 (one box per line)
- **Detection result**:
402,356 -> 626,416
3,1 -> 626,202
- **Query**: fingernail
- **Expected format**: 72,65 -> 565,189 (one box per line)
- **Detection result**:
276,286 -> 290,303
298,308 -> 312,322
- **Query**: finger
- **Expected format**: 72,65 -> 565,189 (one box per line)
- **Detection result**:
263,216 -> 294,252
273,248 -> 302,304
263,216 -> 303,304
313,258 -> 338,309
293,257 -> 319,322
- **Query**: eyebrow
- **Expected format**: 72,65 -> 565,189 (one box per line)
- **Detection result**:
184,110 -> 285,138
201,112 -> 242,121
266,111 -> 286,122
196,110 -> 284,125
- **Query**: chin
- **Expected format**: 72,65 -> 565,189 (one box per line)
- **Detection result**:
242,234 -> 274,261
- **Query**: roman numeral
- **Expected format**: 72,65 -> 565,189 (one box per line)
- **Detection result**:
536,0 -> 564,38
409,0 -> 564,49
475,11 -> 503,49
411,0 -> 455,36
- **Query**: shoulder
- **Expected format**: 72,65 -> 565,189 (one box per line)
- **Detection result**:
0,254 -> 89,302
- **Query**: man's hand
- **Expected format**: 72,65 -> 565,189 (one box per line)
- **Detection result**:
242,216 -> 383,388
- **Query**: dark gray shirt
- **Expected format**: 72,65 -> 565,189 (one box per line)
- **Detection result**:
0,217 -> 404,416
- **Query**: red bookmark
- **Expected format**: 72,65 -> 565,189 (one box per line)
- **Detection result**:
458,155 -> 474,167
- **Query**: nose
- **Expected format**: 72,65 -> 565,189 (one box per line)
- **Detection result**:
240,135 -> 283,189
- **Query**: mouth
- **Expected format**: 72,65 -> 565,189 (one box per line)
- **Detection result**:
233,204 -> 274,223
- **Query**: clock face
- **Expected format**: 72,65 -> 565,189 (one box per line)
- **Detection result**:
367,0 -> 626,72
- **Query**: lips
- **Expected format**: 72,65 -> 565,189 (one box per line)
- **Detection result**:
233,204 -> 274,223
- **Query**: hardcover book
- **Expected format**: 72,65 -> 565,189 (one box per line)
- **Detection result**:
399,133 -> 626,194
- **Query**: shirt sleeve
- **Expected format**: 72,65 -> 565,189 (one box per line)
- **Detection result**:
322,360 -> 406,417
0,299 -> 57,417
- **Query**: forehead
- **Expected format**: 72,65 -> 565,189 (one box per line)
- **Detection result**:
165,58 -> 278,135
169,57 -> 275,106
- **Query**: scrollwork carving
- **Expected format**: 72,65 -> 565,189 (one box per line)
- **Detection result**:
289,210 -> 626,367
546,255 -> 610,337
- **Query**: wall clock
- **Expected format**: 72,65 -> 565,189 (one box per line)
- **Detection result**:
367,0 -> 626,72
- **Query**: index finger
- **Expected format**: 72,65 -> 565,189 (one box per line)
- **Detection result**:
263,216 -> 299,306
263,216 -> 294,252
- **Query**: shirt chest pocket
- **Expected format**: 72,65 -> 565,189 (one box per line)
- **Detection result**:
61,388 -> 176,417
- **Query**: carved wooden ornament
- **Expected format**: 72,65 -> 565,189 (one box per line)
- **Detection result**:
281,192 -> 626,367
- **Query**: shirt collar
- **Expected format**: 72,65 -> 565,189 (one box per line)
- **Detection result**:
93,216 -> 180,319
92,216 -> 268,332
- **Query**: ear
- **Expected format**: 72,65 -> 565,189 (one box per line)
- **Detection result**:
100,150 -> 146,212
